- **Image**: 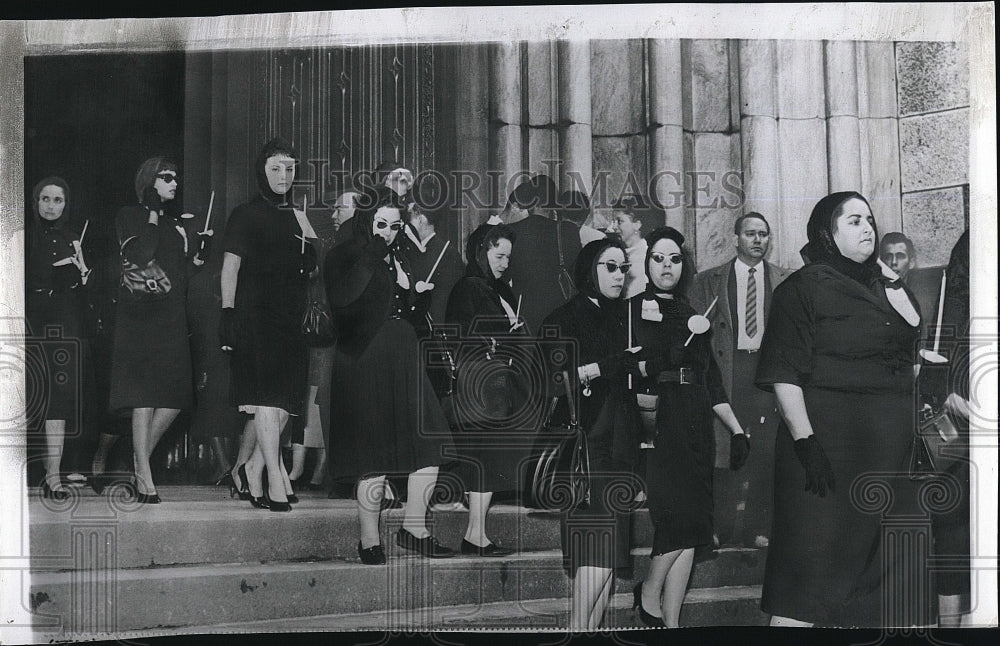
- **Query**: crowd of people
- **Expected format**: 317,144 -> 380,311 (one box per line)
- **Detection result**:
25,139 -> 972,628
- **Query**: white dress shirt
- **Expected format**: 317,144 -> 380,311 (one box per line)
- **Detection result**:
735,258 -> 765,350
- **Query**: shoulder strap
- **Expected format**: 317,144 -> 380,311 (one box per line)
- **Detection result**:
555,213 -> 565,268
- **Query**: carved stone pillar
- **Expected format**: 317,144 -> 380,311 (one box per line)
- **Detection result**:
557,40 -> 593,195
489,42 -> 522,204
648,39 -> 685,231
825,40 -> 862,193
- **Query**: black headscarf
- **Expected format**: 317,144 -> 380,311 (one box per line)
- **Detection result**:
134,156 -> 180,218
464,222 -> 517,306
642,226 -> 693,299
804,191 -> 881,285
575,238 -> 627,309
348,185 -> 404,246
254,137 -> 299,206
31,176 -> 71,233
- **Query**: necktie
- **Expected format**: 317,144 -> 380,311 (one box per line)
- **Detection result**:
746,267 -> 757,337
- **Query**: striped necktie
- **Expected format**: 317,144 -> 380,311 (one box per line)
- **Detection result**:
746,266 -> 757,337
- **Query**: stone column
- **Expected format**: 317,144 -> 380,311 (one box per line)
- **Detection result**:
774,40 -> 828,269
557,40 -> 593,195
648,39 -> 686,231
489,42 -> 522,205
858,40 -> 903,235
526,41 -> 557,175
454,44 -> 491,234
824,40 -> 862,193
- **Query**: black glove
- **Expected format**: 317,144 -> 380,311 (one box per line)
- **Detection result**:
639,354 -> 662,380
730,433 -> 750,471
219,308 -> 236,353
299,243 -> 317,277
598,350 -> 641,380
195,232 -> 213,260
142,186 -> 163,213
793,435 -> 836,497
363,235 -> 389,261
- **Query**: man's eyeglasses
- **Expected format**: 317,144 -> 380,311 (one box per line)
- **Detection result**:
156,173 -> 178,184
375,219 -> 403,231
650,252 -> 683,265
597,261 -> 632,274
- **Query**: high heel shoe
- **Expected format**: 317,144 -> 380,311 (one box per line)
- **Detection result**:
41,479 -> 69,501
633,582 -> 665,627
261,467 -> 291,512
241,464 -> 269,508
89,472 -> 110,495
230,466 -> 251,501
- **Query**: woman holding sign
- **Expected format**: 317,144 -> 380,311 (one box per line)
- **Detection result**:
26,176 -> 92,499
629,226 -> 748,627
324,185 -> 454,564
540,238 -> 643,630
220,138 -> 315,512
108,158 -> 212,503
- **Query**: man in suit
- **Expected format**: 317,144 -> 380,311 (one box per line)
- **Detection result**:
503,175 -> 582,334
689,212 -> 792,548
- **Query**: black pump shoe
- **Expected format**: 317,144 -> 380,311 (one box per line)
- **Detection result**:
633,582 -> 665,627
460,539 -> 514,557
41,480 -> 69,501
395,528 -> 454,558
357,542 -> 386,565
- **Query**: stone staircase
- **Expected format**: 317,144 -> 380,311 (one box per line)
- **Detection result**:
26,484 -> 767,640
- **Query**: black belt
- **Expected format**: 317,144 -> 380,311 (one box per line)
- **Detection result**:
736,348 -> 759,355
656,367 -> 703,385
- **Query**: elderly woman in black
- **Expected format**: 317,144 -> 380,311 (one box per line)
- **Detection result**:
325,185 -> 453,564
109,158 -> 211,503
541,238 -> 642,629
629,227 -> 748,627
444,222 -> 524,556
220,138 -> 314,512
755,192 -> 923,627
26,176 -> 92,499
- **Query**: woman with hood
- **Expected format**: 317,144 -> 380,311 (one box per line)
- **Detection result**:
755,192 -> 924,627
540,238 -> 643,629
108,157 -> 212,503
26,176 -> 92,499
628,226 -> 748,627
324,185 -> 454,564
443,222 -> 525,557
219,138 -> 315,512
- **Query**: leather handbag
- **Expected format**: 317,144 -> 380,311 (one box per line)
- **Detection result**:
909,406 -> 961,480
119,235 -> 171,302
527,370 -> 591,512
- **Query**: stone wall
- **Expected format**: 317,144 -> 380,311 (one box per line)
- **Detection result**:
896,41 -> 970,267
452,38 -> 969,271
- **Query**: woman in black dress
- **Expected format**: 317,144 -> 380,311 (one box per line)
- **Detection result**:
109,158 -> 212,503
540,238 -> 642,629
324,185 -> 453,564
26,176 -> 92,499
755,192 -> 924,627
220,138 -> 314,512
630,227 -> 748,627
444,222 -> 524,556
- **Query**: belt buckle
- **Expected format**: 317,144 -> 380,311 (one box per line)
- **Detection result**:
679,367 -> 691,385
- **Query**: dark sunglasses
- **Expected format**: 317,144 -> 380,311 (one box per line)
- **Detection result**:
156,173 -> 178,184
375,219 -> 403,231
650,252 -> 683,265
597,261 -> 631,274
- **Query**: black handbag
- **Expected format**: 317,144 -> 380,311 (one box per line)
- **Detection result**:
301,299 -> 335,347
909,406 -> 961,480
527,370 -> 591,512
119,235 -> 171,302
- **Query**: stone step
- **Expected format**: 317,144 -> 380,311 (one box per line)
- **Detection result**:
34,586 -> 765,639
30,547 -> 765,636
29,487 -> 764,587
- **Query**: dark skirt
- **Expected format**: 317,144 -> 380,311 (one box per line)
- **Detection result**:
229,299 -> 308,416
25,290 -> 85,424
560,391 -> 637,574
645,382 -> 716,555
761,388 -> 926,627
328,319 -> 451,480
109,292 -> 192,412
447,354 -> 541,493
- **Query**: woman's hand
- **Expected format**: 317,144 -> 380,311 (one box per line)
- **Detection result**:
195,230 -> 214,264
730,433 -> 750,471
364,235 -> 389,261
143,187 -> 163,218
793,435 -> 836,497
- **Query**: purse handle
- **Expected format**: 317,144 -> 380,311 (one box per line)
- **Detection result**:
560,369 -> 577,426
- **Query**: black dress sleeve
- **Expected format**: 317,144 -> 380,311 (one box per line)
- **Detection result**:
117,206 -> 160,266
323,242 -> 379,309
223,206 -> 255,260
705,349 -> 729,406
755,274 -> 814,391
